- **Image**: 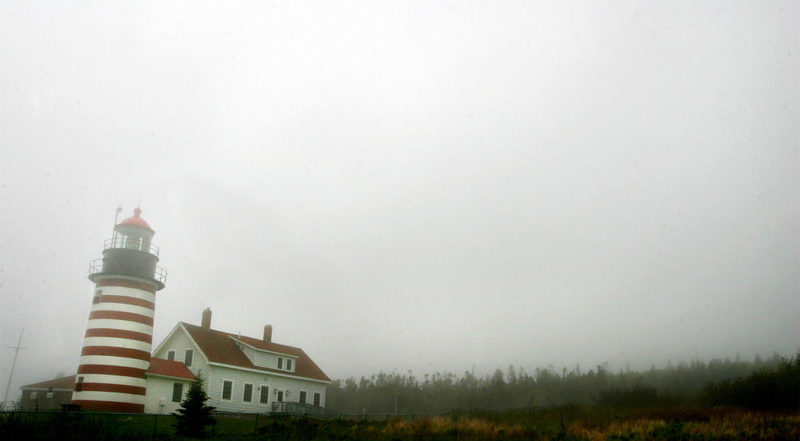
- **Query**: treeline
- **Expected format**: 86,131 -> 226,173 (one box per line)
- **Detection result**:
326,353 -> 794,414
701,353 -> 799,410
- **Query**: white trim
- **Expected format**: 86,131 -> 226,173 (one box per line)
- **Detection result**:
284,357 -> 294,372
171,382 -> 185,403
221,379 -> 234,401
242,382 -> 254,403
206,361 -> 331,384
145,373 -> 195,382
177,323 -> 210,365
151,322 -> 183,357
258,384 -> 270,405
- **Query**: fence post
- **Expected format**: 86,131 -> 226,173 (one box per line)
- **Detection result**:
253,413 -> 259,432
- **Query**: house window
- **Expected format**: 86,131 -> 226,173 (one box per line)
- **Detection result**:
276,357 -> 294,371
167,350 -> 175,361
184,350 -> 193,367
243,384 -> 253,403
222,380 -> 232,400
313,392 -> 320,406
299,391 -> 307,404
172,383 -> 184,402
75,377 -> 84,392
276,390 -> 284,402
260,386 -> 269,404
30,391 -> 37,399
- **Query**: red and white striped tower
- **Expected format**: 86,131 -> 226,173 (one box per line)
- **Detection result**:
72,208 -> 167,413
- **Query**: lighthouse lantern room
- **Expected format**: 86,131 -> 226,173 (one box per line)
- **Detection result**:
72,208 -> 167,413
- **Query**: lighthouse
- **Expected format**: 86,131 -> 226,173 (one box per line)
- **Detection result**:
72,208 -> 167,412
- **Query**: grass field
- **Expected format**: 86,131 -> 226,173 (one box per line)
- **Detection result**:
1,407 -> 798,440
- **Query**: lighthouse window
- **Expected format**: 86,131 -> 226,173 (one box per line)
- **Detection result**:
75,377 -> 84,392
184,350 -> 193,367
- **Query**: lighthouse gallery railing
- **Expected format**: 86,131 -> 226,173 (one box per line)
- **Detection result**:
88,259 -> 168,284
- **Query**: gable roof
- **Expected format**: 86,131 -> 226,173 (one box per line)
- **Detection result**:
181,322 -> 330,383
21,375 -> 76,390
146,358 -> 195,380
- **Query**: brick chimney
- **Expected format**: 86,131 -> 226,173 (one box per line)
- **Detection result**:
201,308 -> 212,330
263,324 -> 272,342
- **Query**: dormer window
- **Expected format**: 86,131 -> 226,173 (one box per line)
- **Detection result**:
276,356 -> 294,372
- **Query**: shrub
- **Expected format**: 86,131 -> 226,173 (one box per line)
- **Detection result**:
173,377 -> 216,438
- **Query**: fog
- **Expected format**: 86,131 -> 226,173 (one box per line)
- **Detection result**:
1,1 -> 798,402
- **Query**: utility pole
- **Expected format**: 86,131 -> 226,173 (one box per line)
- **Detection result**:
3,328 -> 26,409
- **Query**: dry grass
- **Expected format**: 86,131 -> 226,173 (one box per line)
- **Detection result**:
563,410 -> 800,441
383,415 -> 526,440
378,410 -> 800,441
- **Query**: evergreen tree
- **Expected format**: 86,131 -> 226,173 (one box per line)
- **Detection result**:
173,377 -> 215,438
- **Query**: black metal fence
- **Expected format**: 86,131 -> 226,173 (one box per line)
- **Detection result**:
0,408 -> 452,440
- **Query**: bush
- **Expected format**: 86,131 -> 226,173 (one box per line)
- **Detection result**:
173,377 -> 216,438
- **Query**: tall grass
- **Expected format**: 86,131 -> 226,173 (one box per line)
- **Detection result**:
2,407 -> 798,440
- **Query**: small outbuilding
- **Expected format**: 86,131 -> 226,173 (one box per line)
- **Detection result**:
19,375 -> 76,411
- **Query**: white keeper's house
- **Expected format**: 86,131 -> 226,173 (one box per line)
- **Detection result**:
152,308 -> 331,413
19,207 -> 330,414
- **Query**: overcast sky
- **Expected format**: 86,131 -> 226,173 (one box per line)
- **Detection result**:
1,1 -> 798,401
